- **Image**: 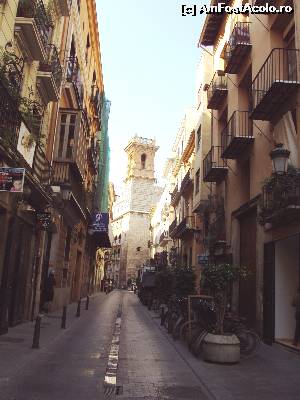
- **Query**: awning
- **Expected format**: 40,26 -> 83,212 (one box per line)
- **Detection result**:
198,0 -> 233,47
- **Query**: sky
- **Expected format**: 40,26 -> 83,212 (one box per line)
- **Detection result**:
96,0 -> 204,193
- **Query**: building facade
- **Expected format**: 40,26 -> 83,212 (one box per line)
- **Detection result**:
0,0 -> 109,334
111,136 -> 162,287
195,0 -> 300,348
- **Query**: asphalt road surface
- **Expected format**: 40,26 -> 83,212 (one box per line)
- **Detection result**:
0,290 -> 211,400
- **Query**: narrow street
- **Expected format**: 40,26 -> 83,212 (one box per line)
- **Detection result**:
1,291 -> 300,400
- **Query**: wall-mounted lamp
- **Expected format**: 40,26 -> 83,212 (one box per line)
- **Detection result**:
270,143 -> 290,175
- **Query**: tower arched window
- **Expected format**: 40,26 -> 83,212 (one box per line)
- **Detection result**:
141,153 -> 146,169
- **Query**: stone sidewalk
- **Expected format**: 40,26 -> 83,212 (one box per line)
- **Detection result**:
0,292 -> 105,385
147,307 -> 300,400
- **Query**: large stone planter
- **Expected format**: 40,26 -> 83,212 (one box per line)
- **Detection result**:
203,333 -> 240,364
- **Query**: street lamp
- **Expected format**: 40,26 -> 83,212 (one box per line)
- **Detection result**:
269,143 -> 290,175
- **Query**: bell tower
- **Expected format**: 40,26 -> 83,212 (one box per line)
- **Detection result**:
125,135 -> 159,181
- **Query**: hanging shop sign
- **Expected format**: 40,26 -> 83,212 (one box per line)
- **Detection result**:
90,212 -> 109,233
0,167 -> 25,192
36,212 -> 52,231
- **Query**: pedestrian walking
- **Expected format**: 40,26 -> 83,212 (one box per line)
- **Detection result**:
292,287 -> 300,346
43,270 -> 56,313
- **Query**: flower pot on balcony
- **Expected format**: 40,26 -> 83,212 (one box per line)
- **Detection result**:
202,333 -> 240,364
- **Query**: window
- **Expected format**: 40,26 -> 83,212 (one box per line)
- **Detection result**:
137,247 -> 141,252
77,0 -> 80,12
196,126 -> 201,151
57,113 -> 78,159
195,169 -> 200,194
141,154 -> 146,169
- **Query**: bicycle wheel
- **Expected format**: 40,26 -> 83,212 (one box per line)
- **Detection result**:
190,329 -> 208,357
163,311 -> 171,329
236,329 -> 260,356
180,320 -> 198,343
172,315 -> 185,340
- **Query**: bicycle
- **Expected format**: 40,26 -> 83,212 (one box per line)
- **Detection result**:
224,312 -> 261,356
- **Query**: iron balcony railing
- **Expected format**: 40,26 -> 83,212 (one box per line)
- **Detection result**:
170,185 -> 180,206
262,174 -> 300,220
221,111 -> 253,159
0,45 -> 24,97
17,0 -> 52,49
251,48 -> 300,120
207,72 -> 228,109
0,79 -> 21,147
39,44 -> 63,92
203,146 -> 227,182
176,216 -> 201,238
169,218 -> 177,236
224,22 -> 251,73
91,85 -> 102,116
32,144 -> 53,186
180,170 -> 192,195
66,56 -> 84,108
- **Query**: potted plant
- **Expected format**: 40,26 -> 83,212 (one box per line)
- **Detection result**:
200,263 -> 248,364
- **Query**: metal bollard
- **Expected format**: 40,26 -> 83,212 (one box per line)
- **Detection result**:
32,315 -> 42,349
85,295 -> 89,310
160,307 -> 165,326
76,299 -> 81,317
61,306 -> 67,329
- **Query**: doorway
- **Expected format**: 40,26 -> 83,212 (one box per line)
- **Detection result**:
263,234 -> 300,347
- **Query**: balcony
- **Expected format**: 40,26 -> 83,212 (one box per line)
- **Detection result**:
0,79 -> 22,148
87,139 -> 98,174
224,22 -> 251,74
15,0 -> 51,62
203,216 -> 226,249
251,48 -> 300,121
170,185 -> 180,207
91,85 -> 102,117
169,218 -> 177,238
37,45 -> 63,103
53,0 -> 72,16
221,111 -> 253,159
32,145 -> 52,186
203,146 -> 228,183
65,57 -> 84,109
260,172 -> 300,227
176,216 -> 201,239
180,170 -> 193,196
207,72 -> 228,110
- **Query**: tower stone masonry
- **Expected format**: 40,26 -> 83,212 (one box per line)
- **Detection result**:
111,136 -> 163,286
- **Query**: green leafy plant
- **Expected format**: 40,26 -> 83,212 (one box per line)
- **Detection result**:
154,265 -> 196,303
201,263 -> 249,334
154,267 -> 174,304
173,265 -> 196,298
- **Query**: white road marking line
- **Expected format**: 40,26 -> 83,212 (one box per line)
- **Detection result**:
103,305 -> 122,397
